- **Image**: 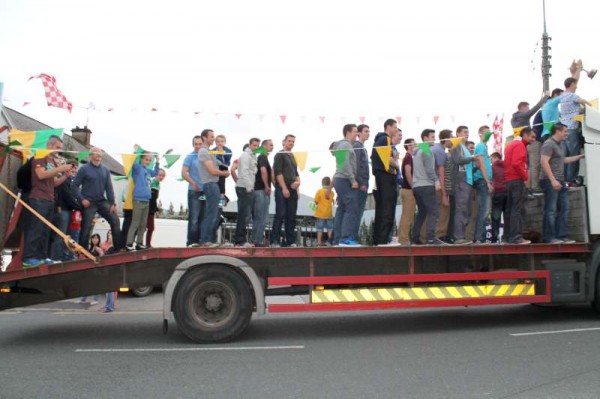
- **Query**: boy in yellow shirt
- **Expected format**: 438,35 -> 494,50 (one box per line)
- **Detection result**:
314,177 -> 334,246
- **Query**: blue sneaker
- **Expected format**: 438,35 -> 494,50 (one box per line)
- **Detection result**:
22,258 -> 43,268
339,240 -> 361,247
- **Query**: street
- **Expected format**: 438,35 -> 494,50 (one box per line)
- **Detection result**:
2,295 -> 600,398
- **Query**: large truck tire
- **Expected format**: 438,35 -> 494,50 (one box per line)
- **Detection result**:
173,265 -> 253,343
131,286 -> 154,297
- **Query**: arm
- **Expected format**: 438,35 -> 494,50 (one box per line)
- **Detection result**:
150,161 -> 160,177
577,98 -> 593,107
53,173 -> 68,187
527,95 -> 549,117
540,154 -> 561,190
517,147 -> 529,182
105,169 -> 116,209
405,164 -> 413,187
565,154 -> 585,164
230,162 -> 239,182
34,162 -> 71,180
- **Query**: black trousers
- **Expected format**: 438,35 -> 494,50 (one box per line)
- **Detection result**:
373,172 -> 398,245
505,180 -> 526,242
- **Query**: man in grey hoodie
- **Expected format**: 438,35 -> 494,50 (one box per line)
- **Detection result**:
411,129 -> 444,245
333,124 -> 360,246
234,138 -> 259,246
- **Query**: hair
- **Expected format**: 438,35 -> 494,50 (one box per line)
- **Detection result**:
421,129 -> 435,141
322,176 -> 331,186
517,101 -> 529,110
47,135 -> 63,145
456,125 -> 468,134
329,141 -> 336,150
343,123 -> 357,137
564,77 -> 578,89
249,137 -> 260,145
403,138 -> 415,151
466,141 -> 475,147
192,135 -> 202,144
478,125 -> 490,134
490,152 -> 502,160
357,124 -> 369,133
283,134 -> 296,141
215,134 -> 226,142
384,118 -> 397,130
158,168 -> 166,174
520,127 -> 534,138
242,143 -> 249,151
141,150 -> 153,160
439,129 -> 452,141
551,122 -> 568,136
261,139 -> 272,146
200,129 -> 213,140
551,88 -> 564,97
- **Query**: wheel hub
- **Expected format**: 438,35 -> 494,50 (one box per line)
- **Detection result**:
205,293 -> 223,311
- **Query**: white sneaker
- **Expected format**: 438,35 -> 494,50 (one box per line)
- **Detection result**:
377,242 -> 402,247
90,301 -> 99,306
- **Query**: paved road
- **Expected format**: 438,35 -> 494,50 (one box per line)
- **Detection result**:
2,295 -> 600,398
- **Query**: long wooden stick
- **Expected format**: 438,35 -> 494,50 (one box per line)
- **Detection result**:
0,181 -> 96,263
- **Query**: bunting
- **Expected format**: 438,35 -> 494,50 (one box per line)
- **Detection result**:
252,146 -> 268,155
121,153 -> 138,177
309,166 -> 321,173
573,114 -> 584,123
280,115 -> 287,124
449,137 -> 463,149
8,128 -> 64,159
543,121 -> 554,133
512,127 -> 524,138
416,143 -> 431,155
374,146 -> 391,172
163,154 -> 181,168
333,150 -> 349,170
34,149 -> 54,159
78,151 -> 91,163
482,131 -> 493,143
319,116 -> 325,124
293,151 -> 308,171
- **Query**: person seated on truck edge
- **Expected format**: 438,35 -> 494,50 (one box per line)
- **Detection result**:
74,147 -> 124,252
50,160 -> 82,261
182,135 -> 204,247
271,134 -> 300,247
22,135 -> 73,267
539,123 -> 584,244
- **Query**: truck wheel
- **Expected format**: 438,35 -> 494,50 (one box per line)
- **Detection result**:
131,286 -> 154,297
173,265 -> 253,343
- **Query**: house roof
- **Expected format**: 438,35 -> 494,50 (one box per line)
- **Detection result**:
0,106 -> 124,176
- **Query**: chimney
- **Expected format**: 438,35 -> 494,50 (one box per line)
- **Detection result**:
71,125 -> 92,147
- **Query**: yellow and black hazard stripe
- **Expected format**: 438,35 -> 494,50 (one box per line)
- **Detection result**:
311,284 -> 535,303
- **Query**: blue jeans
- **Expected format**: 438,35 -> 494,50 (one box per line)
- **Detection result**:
23,198 -> 55,260
186,190 -> 204,246
252,190 -> 270,245
105,292 -> 115,311
50,209 -> 72,261
333,177 -> 359,242
473,179 -> 490,242
565,128 -> 582,183
234,187 -> 254,244
540,178 -> 569,242
200,182 -> 220,244
412,186 -> 439,242
79,200 -> 122,250
271,186 -> 298,246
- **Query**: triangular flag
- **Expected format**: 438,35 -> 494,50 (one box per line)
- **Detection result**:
209,150 -> 226,155
252,146 -> 268,155
433,115 -> 440,125
308,201 -> 317,212
359,116 -> 366,124
416,143 -> 431,155
280,115 -> 287,124
483,131 -> 493,143
333,150 -> 349,170
293,152 -> 308,171
121,153 -> 138,177
177,177 -> 185,182
77,151 -> 91,163
319,116 -> 325,124
2,140 -> 21,155
23,102 -> 30,107
9,128 -> 63,159
543,121 -> 554,132
163,154 -> 181,168
151,107 -> 158,112
513,127 -> 524,138
573,114 -> 584,122
309,166 -> 321,173
395,116 -> 402,125
235,113 -> 242,120
114,176 -> 128,181
34,149 -> 53,159
374,146 -> 391,172
450,137 -> 463,149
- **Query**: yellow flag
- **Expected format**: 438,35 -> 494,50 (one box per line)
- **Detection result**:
209,150 -> 225,155
121,153 -> 138,177
450,137 -> 463,149
8,129 -> 36,159
591,98 -> 598,110
34,149 -> 53,159
293,151 -> 308,171
375,146 -> 391,172
573,114 -> 584,123
513,127 -> 524,138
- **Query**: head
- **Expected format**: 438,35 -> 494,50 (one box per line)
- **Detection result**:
384,119 -> 398,135
200,129 -> 215,146
357,124 -> 370,143
391,130 -> 402,145
520,127 -> 536,144
490,152 -> 502,162
421,129 -> 435,144
343,124 -> 358,141
322,176 -> 331,187
403,138 -> 416,154
215,134 -> 227,149
249,137 -> 260,152
157,168 -> 166,182
517,101 -> 530,112
564,77 -> 578,92
46,135 -> 63,150
90,233 -> 101,246
192,135 -> 202,153
551,88 -> 564,98
439,129 -> 453,149
140,151 -> 153,167
282,134 -> 296,152
466,141 -> 475,154
261,139 -> 274,153
551,122 -> 569,142
89,147 -> 103,166
456,125 -> 469,141
66,162 -> 78,177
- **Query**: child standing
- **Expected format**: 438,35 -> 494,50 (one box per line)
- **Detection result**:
314,176 -> 334,246
126,152 -> 159,251
212,134 -> 232,208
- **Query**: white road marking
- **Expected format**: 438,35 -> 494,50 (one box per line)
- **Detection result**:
510,327 -> 600,337
76,345 -> 305,353
54,311 -> 161,315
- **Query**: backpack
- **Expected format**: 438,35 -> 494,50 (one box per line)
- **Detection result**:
16,157 -> 33,193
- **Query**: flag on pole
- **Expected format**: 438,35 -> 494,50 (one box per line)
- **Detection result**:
492,115 -> 503,154
28,74 -> 73,112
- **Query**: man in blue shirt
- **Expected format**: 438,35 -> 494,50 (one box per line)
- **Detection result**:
472,126 -> 494,244
181,135 -> 204,247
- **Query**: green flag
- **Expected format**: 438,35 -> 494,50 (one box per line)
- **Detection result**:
309,166 -> 321,173
416,143 -> 431,155
77,151 -> 91,163
2,140 -> 21,155
253,146 -> 268,155
333,149 -> 349,170
114,176 -> 128,181
483,131 -> 493,143
177,177 -> 185,182
163,154 -> 181,169
543,121 -> 554,132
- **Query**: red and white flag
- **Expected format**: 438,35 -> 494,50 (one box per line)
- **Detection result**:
492,114 -> 504,154
28,73 -> 73,112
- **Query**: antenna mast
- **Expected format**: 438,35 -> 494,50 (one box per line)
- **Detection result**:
541,0 -> 552,92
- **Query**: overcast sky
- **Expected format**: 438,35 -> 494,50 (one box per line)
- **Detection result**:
1,0 -> 600,208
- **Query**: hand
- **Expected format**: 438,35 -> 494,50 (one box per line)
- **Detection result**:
192,182 -> 200,192
110,204 -> 117,214
360,185 -> 367,192
283,188 -> 290,199
222,170 -> 230,178
81,199 -> 91,208
265,187 -> 271,196
290,181 -> 300,190
58,164 -> 72,173
434,181 -> 441,191
442,193 -> 450,207
351,182 -> 358,189
552,180 -> 562,190
487,181 -> 494,193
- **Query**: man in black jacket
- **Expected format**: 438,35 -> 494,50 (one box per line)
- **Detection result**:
353,124 -> 370,241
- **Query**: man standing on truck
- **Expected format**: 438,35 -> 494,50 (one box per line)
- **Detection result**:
333,124 -> 360,246
472,126 -> 494,244
504,127 -> 536,245
75,147 -> 124,252
234,137 -> 259,247
540,123 -> 585,243
252,139 -> 273,247
271,134 -> 300,247
182,135 -> 203,247
353,124 -> 370,241
371,119 -> 401,246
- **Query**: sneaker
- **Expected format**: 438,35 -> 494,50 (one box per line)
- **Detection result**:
218,198 -> 225,208
126,244 -> 136,251
44,258 -> 60,265
288,243 -> 298,248
235,242 -> 254,248
453,239 -> 473,245
548,238 -> 563,244
561,238 -> 576,244
339,240 -> 361,247
473,240 -> 490,245
102,308 -> 113,313
200,242 -> 219,248
89,300 -> 99,306
135,244 -> 147,250
427,238 -> 448,246
22,258 -> 43,268
270,243 -> 281,248
187,243 -> 200,248
513,238 -> 531,245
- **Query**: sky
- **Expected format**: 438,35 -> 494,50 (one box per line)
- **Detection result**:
1,0 -> 600,209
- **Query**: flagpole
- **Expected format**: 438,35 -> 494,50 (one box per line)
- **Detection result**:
541,0 -> 551,92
